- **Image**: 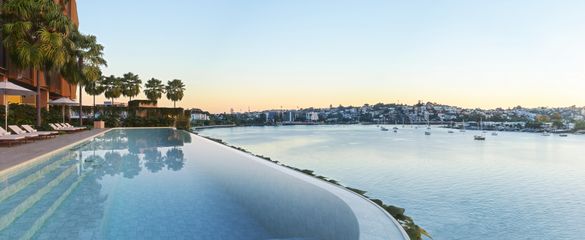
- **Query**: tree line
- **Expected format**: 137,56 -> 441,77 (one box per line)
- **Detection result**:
84,73 -> 186,110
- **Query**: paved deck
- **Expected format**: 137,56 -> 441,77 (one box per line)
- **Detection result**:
0,128 -> 109,172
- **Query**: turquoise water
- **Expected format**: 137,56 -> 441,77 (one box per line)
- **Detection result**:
199,125 -> 585,240
0,129 -> 275,239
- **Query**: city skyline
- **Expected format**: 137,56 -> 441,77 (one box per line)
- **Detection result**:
78,1 -> 585,113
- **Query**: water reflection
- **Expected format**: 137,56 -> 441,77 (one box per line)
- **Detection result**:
143,148 -> 164,173
39,129 -> 189,238
164,147 -> 185,171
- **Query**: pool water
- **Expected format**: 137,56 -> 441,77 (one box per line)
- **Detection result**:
0,129 -> 274,240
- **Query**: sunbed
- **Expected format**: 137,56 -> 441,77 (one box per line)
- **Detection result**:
22,125 -> 59,137
15,125 -> 57,138
55,123 -> 84,131
0,134 -> 26,146
49,123 -> 80,132
0,126 -> 38,142
63,123 -> 87,130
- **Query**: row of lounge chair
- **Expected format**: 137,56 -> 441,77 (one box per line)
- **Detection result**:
0,123 -> 87,146
49,123 -> 86,132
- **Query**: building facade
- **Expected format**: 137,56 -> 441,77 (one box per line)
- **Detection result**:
0,0 -> 79,109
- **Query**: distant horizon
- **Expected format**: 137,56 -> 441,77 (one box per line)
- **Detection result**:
77,1 -> 585,113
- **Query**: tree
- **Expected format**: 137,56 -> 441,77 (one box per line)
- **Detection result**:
165,79 -> 185,108
103,75 -> 122,106
61,31 -> 106,125
144,78 -> 165,103
1,0 -> 75,126
85,76 -> 105,119
121,72 -> 141,101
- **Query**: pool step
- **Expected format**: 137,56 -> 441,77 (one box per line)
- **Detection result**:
19,173 -> 88,240
0,165 -> 77,232
0,152 -> 77,203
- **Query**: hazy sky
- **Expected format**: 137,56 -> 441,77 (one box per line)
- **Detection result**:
78,0 -> 585,113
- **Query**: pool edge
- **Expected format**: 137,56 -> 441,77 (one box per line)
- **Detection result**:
0,128 -> 114,178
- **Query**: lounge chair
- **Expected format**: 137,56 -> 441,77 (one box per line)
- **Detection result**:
9,125 -> 46,139
55,123 -> 83,130
0,134 -> 26,146
18,125 -> 58,138
63,123 -> 86,130
0,126 -> 38,142
49,123 -> 80,132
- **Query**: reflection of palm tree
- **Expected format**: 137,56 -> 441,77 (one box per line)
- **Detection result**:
143,148 -> 164,173
104,152 -> 123,176
121,153 -> 142,178
164,148 -> 185,171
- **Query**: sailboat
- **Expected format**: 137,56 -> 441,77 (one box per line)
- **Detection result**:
474,118 -> 486,140
424,118 -> 431,135
460,120 -> 466,132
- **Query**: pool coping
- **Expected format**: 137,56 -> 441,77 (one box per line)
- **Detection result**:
0,129 -> 114,178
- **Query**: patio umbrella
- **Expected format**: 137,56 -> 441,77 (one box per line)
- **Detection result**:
1,79 -> 37,130
49,97 -> 78,123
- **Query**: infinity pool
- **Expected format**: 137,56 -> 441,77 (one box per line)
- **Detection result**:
0,128 -> 406,240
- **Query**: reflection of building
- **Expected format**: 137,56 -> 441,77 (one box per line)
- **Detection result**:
0,0 -> 80,109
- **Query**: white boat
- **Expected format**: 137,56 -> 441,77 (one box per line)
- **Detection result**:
425,118 -> 431,135
474,118 -> 486,141
542,132 -> 551,136
491,132 -> 498,136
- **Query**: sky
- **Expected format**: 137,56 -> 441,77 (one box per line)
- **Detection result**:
77,0 -> 585,113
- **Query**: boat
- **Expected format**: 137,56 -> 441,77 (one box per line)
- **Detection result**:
460,120 -> 466,132
380,127 -> 389,131
393,129 -> 397,133
491,132 -> 498,136
474,118 -> 486,141
425,118 -> 431,135
559,133 -> 568,137
474,135 -> 486,140
542,132 -> 551,136
448,130 -> 454,133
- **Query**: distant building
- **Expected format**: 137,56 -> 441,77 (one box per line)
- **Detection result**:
284,111 -> 296,122
191,108 -> 210,121
306,112 -> 319,122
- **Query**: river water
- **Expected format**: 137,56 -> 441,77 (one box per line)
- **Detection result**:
199,125 -> 585,240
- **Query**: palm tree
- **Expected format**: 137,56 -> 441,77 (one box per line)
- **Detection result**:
165,79 -> 186,108
103,75 -> 122,106
85,77 -> 105,119
121,72 -> 141,101
1,0 -> 75,126
144,78 -> 165,104
61,31 -> 107,125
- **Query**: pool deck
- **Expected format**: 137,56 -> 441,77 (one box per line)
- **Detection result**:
0,128 -> 110,172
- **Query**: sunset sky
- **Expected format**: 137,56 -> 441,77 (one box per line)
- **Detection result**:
78,1 -> 585,113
